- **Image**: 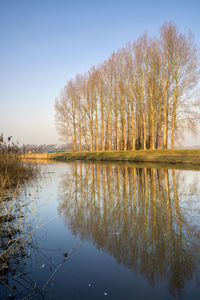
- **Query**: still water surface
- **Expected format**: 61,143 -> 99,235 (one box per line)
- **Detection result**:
1,161 -> 200,299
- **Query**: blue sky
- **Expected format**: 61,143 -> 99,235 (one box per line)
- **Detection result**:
0,0 -> 200,145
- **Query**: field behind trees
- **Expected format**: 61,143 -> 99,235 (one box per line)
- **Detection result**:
55,22 -> 200,152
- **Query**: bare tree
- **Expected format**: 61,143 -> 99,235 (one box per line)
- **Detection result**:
55,22 -> 199,151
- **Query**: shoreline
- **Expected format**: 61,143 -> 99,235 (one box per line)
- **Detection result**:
20,149 -> 200,169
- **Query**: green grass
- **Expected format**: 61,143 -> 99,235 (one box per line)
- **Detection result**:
52,149 -> 200,166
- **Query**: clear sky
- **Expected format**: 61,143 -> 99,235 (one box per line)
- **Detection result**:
0,0 -> 200,145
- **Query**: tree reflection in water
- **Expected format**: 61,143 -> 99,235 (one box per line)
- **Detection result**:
57,162 -> 200,297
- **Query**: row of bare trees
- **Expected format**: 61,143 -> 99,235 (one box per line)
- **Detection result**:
55,22 -> 199,151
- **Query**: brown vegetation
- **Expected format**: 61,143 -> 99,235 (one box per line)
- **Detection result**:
0,135 -> 36,189
0,135 -> 38,288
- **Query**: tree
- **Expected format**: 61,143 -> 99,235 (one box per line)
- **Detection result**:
55,22 -> 199,151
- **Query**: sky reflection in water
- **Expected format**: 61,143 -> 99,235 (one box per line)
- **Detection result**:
1,161 -> 200,300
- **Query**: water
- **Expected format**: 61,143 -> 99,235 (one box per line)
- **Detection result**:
1,161 -> 200,299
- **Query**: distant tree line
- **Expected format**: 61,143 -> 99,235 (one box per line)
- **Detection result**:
0,134 -> 71,154
55,22 -> 200,152
24,143 -> 70,153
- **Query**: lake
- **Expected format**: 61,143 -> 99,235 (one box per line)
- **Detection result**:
1,161 -> 200,299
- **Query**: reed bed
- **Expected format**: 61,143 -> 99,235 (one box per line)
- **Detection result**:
0,154 -> 36,189
21,152 -> 50,159
20,152 -> 64,160
0,138 -> 41,298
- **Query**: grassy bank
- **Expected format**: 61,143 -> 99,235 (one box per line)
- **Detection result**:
49,149 -> 200,165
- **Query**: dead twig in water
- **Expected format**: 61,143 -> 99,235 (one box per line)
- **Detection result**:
12,270 -> 33,279
0,279 -> 11,290
42,246 -> 81,291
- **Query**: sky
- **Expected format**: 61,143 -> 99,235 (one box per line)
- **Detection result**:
0,0 -> 200,146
